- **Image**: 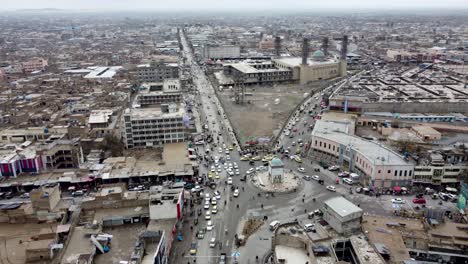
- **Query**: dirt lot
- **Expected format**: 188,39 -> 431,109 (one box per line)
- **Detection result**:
93,223 -> 147,264
218,83 -> 313,145
0,223 -> 57,264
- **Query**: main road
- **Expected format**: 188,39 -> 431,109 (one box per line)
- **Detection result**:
178,29 -> 355,263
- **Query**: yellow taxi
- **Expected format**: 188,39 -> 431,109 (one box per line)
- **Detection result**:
294,156 -> 303,163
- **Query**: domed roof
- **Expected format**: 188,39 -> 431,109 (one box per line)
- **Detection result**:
270,158 -> 284,167
312,50 -> 325,60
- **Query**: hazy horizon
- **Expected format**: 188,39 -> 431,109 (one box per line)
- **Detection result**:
1,0 -> 468,12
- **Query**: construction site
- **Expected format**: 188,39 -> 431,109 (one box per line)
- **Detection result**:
212,36 -> 348,147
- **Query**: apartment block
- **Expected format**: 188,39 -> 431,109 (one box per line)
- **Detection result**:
135,79 -> 182,108
136,60 -> 179,83
123,104 -> 187,148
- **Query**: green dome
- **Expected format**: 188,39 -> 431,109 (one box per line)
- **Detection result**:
312,50 -> 325,59
270,158 -> 284,167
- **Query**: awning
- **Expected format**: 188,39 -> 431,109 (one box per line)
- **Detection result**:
56,224 -> 71,233
393,186 -> 401,192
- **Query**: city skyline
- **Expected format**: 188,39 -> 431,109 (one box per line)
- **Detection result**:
2,0 -> 468,11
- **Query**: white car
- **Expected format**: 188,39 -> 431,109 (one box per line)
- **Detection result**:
326,186 -> 337,192
191,186 -> 202,193
233,189 -> 239,197
218,148 -> 223,153
214,191 -> 221,200
235,169 -> 240,175
247,168 -> 255,174
227,170 -> 234,176
207,221 -> 214,231
297,167 -> 305,173
233,163 -> 239,169
204,201 -> 210,210
205,211 -> 211,220
205,193 -> 211,201
226,156 -> 231,161
391,198 -> 405,204
312,175 -> 320,181
227,177 -> 233,185
211,197 -> 217,205
343,178 -> 354,185
209,237 -> 216,248
304,223 -> 316,232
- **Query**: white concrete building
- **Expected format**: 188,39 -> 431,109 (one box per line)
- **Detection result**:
123,104 -> 187,148
135,80 -> 182,108
203,45 -> 241,60
322,197 -> 363,235
310,120 -> 414,188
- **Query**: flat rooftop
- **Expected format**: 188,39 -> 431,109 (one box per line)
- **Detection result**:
331,66 -> 468,103
274,57 -> 339,67
226,62 -> 290,74
324,197 -> 362,218
362,215 -> 424,263
125,105 -> 186,120
275,245 -> 311,263
313,120 -> 410,166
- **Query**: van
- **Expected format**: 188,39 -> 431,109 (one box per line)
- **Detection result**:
269,220 -> 280,231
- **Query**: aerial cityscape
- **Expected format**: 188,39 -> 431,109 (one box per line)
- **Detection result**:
0,1 -> 467,264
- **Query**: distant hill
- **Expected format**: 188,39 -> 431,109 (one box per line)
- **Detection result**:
15,8 -> 65,12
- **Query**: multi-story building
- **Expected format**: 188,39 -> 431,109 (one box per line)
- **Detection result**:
310,120 -> 414,188
222,61 -> 292,85
135,80 -> 182,108
36,136 -> 83,170
136,60 -> 179,83
123,104 -> 187,148
202,45 -> 241,60
21,58 -> 48,72
220,51 -> 345,86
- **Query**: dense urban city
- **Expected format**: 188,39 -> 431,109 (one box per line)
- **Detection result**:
0,4 -> 467,264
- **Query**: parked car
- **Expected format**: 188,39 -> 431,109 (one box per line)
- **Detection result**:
303,175 -> 312,181
311,175 -> 320,181
297,167 -> 305,173
391,198 -> 405,204
326,186 -> 336,192
328,165 -> 339,171
304,223 -> 316,232
343,178 -> 354,185
72,190 -> 84,197
412,198 -> 426,204
19,192 -> 30,199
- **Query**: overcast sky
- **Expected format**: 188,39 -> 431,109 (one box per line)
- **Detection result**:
1,0 -> 468,11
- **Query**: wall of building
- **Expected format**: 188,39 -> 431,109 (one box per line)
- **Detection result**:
332,100 -> 468,114
299,62 -> 340,84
